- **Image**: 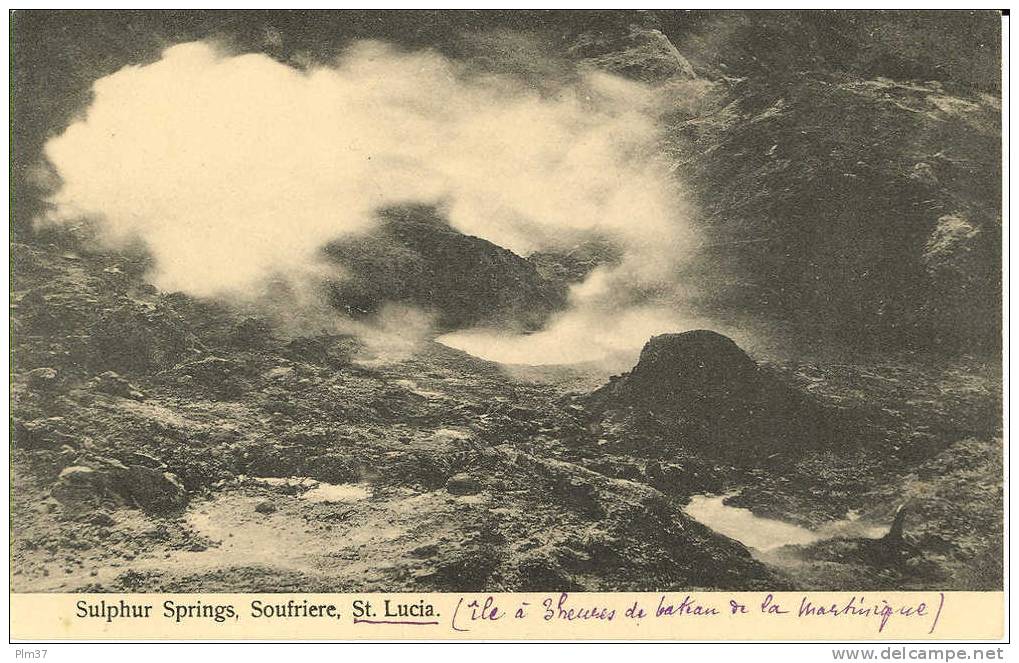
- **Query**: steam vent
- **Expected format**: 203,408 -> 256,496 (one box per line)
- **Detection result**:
589,330 -> 844,455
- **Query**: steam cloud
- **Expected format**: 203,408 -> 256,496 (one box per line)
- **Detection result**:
42,39 -> 697,365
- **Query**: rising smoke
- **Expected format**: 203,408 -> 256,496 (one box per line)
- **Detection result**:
41,38 -> 699,365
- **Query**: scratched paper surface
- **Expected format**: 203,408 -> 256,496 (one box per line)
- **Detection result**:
9,9 -> 1004,642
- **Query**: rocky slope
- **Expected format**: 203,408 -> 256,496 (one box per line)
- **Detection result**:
11,235 -> 1002,591
11,238 -> 776,592
673,71 -> 1001,352
674,12 -> 1001,352
323,205 -> 568,331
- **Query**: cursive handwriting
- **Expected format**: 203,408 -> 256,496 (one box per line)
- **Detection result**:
447,592 -> 947,635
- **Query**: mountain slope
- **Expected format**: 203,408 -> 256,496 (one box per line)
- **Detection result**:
323,205 -> 568,331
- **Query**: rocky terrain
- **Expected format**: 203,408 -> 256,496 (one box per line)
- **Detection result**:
586,330 -> 852,457
10,10 -> 1002,592
323,205 -> 573,331
12,236 -> 780,592
10,228 -> 1001,592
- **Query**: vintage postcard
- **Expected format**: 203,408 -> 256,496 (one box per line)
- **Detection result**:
7,7 -> 1007,650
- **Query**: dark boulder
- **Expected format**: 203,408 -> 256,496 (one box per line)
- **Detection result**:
112,464 -> 187,514
25,367 -> 60,391
88,371 -> 145,401
50,466 -> 105,509
13,416 -> 75,450
50,457 -> 187,514
87,304 -> 193,374
255,500 -> 277,514
588,330 -> 847,456
445,472 -> 482,496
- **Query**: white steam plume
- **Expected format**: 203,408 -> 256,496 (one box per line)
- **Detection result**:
42,39 -> 697,364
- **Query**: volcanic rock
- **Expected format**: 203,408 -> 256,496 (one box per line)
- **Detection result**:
255,500 -> 277,514
50,457 -> 187,514
445,473 -> 482,496
112,465 -> 187,514
89,512 -> 116,527
168,356 -> 249,399
588,330 -> 843,455
681,63 -> 1001,352
571,24 -> 698,83
26,367 -> 59,390
88,371 -> 145,401
14,417 -> 75,450
50,466 -> 104,509
87,304 -> 193,373
614,330 -> 761,401
323,204 -> 567,331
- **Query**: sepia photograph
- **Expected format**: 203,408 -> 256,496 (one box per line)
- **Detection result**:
9,7 -> 1004,609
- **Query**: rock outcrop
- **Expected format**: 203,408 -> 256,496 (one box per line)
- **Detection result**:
588,330 -> 846,455
323,205 -> 568,331
50,457 -> 187,515
88,371 -> 146,401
